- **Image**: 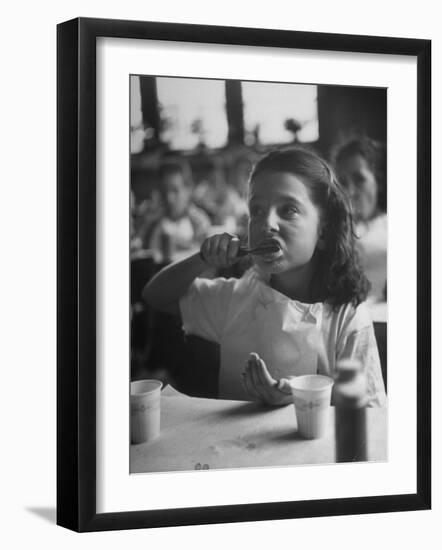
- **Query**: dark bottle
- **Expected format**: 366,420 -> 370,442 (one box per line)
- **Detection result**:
334,360 -> 369,463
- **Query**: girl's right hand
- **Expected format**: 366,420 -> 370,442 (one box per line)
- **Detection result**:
199,232 -> 241,268
242,353 -> 293,406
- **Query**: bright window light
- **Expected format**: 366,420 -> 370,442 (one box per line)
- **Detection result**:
242,81 -> 319,145
157,77 -> 228,150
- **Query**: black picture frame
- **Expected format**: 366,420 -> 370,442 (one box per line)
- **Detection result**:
57,17 -> 431,532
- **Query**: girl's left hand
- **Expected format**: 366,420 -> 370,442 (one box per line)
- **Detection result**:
242,353 -> 293,406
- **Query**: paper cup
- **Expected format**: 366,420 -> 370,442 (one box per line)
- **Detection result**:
130,379 -> 162,444
289,375 -> 334,439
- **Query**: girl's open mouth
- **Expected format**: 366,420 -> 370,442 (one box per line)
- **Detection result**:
253,241 -> 283,261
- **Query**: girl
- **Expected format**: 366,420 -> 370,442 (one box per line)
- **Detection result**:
143,148 -> 386,407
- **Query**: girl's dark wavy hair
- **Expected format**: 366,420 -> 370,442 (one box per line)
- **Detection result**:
250,147 -> 370,308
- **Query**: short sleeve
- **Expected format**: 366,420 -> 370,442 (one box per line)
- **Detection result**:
336,304 -> 387,407
179,277 -> 236,343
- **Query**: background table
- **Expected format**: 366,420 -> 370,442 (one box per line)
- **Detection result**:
130,386 -> 387,473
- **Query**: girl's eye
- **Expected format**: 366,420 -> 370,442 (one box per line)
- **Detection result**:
280,205 -> 298,217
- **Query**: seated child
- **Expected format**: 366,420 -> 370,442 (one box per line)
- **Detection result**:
148,159 -> 211,263
193,157 -> 248,234
334,137 -> 387,303
143,148 -> 386,406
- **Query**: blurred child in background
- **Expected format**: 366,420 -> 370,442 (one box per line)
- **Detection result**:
147,159 -> 211,264
334,137 -> 387,303
193,156 -> 248,236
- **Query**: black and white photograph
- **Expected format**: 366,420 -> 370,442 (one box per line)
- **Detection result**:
53,14 -> 431,534
129,75 -> 388,474
1,0 -> 437,544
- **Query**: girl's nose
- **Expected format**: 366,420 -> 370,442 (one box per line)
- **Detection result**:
263,209 -> 279,232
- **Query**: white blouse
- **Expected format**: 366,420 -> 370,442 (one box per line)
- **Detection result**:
180,267 -> 386,406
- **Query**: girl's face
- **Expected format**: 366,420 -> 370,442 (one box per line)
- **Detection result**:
337,154 -> 378,222
248,171 -> 322,277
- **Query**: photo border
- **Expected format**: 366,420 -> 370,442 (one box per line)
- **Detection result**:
57,17 -> 431,532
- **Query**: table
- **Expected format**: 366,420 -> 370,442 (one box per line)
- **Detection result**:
130,386 -> 387,473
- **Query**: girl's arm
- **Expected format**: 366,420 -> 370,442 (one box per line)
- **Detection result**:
142,252 -> 207,316
142,233 -> 240,316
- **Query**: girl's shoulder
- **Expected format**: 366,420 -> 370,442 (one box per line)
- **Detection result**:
192,273 -> 238,293
323,300 -> 374,334
192,267 -> 259,295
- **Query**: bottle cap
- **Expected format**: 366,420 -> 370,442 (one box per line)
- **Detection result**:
335,359 -> 362,382
334,360 -> 368,408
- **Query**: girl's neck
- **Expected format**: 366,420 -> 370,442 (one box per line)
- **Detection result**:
270,262 -> 316,303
